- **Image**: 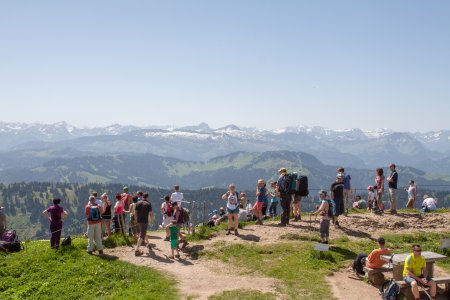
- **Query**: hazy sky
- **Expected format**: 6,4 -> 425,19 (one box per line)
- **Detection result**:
1,1 -> 449,131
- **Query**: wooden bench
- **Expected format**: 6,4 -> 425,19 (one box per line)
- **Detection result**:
363,265 -> 393,284
396,277 -> 450,300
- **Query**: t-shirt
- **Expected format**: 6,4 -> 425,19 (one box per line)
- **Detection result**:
46,205 -> 64,223
277,174 -> 287,194
388,171 -> 398,189
170,192 -> 184,207
343,173 -> 352,190
169,225 -> 179,241
422,198 -> 437,210
226,192 -> 239,210
407,185 -> 416,199
257,187 -> 267,203
403,254 -> 426,277
366,248 -> 391,269
376,175 -> 385,191
331,182 -> 345,199
135,200 -> 152,224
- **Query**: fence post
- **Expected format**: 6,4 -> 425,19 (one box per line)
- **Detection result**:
191,201 -> 196,234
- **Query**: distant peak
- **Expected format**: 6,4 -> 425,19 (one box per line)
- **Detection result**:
218,124 -> 241,131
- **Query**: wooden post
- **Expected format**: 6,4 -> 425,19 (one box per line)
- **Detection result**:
393,265 -> 403,281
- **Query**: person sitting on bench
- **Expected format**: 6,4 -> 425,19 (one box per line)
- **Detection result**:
366,237 -> 391,268
403,244 -> 437,300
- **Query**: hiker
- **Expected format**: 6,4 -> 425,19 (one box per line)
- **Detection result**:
276,168 -> 291,226
403,244 -> 437,300
170,184 -> 184,207
101,193 -> 112,238
0,206 -> 7,238
338,167 -> 352,216
421,195 -> 437,214
387,163 -> 398,214
161,195 -> 173,241
221,183 -> 241,235
114,193 -> 126,234
330,173 -> 345,228
91,191 -> 103,206
367,186 -> 376,213
292,193 -> 302,222
129,196 -> 139,237
167,219 -> 181,259
136,191 -> 143,202
121,186 -> 133,235
375,168 -> 385,211
134,193 -> 155,256
311,190 -> 330,244
172,202 -> 188,248
85,196 -> 104,255
254,179 -> 267,225
269,181 -> 279,218
405,180 -> 417,209
42,198 -> 68,248
352,195 -> 367,209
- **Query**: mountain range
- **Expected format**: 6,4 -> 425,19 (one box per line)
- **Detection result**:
0,122 -> 449,175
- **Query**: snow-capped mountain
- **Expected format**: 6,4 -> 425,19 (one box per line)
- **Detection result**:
0,122 -> 448,173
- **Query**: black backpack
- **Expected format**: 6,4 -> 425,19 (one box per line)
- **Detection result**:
296,176 -> 309,197
380,279 -> 400,300
61,236 -> 72,247
352,253 -> 368,275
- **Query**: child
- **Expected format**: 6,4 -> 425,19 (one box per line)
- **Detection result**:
367,186 -> 376,213
254,179 -> 267,225
311,190 -> 330,244
167,219 -> 181,259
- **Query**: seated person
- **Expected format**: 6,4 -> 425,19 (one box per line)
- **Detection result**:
365,237 -> 391,268
238,204 -> 247,222
421,195 -> 437,213
403,244 -> 436,300
352,195 -> 368,210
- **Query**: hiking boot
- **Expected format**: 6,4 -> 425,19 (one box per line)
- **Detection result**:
135,250 -> 143,256
175,254 -> 180,259
234,229 -> 239,236
335,221 -> 341,228
98,250 -> 104,255
86,250 -> 93,255
391,210 -> 398,215
226,229 -> 231,235
147,244 -> 152,252
164,236 -> 170,241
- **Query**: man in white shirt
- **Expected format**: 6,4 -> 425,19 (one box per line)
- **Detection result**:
421,195 -> 437,215
170,185 -> 184,207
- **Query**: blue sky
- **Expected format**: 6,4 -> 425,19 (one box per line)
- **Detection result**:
1,1 -> 449,131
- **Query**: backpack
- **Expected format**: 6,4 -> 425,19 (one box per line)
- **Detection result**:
2,230 -> 17,243
352,253 -> 368,275
296,176 -> 309,197
88,205 -> 101,222
182,208 -> 190,224
61,236 -> 72,247
327,199 -> 337,217
380,279 -> 400,300
165,202 -> 173,217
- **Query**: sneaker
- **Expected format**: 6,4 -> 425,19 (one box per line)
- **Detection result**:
234,229 -> 239,236
335,221 -> 341,228
391,210 -> 398,215
226,229 -> 231,235
98,250 -> 104,255
175,254 -> 180,259
164,236 -> 170,241
323,241 -> 329,244
135,250 -> 143,256
147,244 -> 152,252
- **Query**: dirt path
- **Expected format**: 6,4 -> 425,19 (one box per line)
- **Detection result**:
110,213 -> 450,300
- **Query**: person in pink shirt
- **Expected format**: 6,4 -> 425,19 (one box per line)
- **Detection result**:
85,196 -> 104,255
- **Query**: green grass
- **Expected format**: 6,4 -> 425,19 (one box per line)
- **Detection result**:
0,236 -> 177,300
208,290 -> 276,300
186,221 -> 254,242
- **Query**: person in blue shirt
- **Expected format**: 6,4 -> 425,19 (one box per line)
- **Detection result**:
387,163 -> 399,214
338,167 -> 352,216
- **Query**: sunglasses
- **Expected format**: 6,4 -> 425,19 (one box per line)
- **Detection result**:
413,249 -> 422,252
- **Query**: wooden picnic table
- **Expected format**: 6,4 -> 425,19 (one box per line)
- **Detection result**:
381,251 -> 448,280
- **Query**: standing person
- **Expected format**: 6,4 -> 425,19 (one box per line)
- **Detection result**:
403,244 -> 437,300
42,198 -> 68,248
121,186 -> 133,235
85,196 -> 104,255
91,191 -> 103,206
167,220 -> 181,259
114,193 -> 126,234
292,194 -> 302,222
172,202 -> 188,248
330,174 -> 345,228
338,167 -> 352,216
129,196 -> 139,237
375,168 -> 385,212
367,186 -> 376,213
134,193 -> 155,256
136,191 -> 144,202
0,206 -> 7,238
161,195 -> 173,241
405,180 -> 417,209
170,185 -> 184,207
221,183 -> 241,235
311,190 -> 330,244
269,181 -> 279,218
254,179 -> 267,225
276,168 -> 291,227
101,193 -> 112,238
387,163 -> 398,214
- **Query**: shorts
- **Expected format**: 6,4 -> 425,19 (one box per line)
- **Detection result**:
170,239 -> 178,250
253,202 -> 263,212
227,207 -> 239,215
404,275 -> 432,284
319,219 -> 330,238
138,223 -> 148,239
293,195 -> 302,204
163,216 -> 172,227
389,188 -> 397,202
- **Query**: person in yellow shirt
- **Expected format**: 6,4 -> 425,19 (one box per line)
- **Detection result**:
403,244 -> 436,300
